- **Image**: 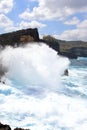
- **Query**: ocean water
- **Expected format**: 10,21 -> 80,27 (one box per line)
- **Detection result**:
0,43 -> 87,130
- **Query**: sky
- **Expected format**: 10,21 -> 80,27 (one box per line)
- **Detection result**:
0,0 -> 87,41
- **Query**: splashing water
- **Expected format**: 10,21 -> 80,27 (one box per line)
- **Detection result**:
0,43 -> 87,130
0,43 -> 69,92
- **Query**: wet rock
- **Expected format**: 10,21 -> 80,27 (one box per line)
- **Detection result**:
64,69 -> 68,76
0,63 -> 7,82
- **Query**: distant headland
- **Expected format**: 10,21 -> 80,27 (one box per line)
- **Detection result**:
0,28 -> 87,59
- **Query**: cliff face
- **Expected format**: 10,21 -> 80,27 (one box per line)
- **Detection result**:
0,29 -> 87,58
0,28 -> 39,47
59,41 -> 87,58
43,35 -> 87,58
42,35 -> 60,53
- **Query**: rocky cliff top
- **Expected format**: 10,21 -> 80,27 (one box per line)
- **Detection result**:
0,28 -> 39,47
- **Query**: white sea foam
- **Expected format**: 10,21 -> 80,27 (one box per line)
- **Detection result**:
0,43 -> 87,130
0,43 -> 69,92
0,83 -> 87,130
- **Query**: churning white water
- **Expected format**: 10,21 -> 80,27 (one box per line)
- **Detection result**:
0,43 -> 69,92
0,43 -> 87,130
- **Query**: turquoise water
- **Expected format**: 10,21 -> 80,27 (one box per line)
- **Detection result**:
62,58 -> 87,98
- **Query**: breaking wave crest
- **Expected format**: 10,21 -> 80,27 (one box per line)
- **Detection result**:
0,43 -> 69,93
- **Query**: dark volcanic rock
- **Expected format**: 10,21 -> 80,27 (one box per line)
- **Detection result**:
14,128 -> 30,130
0,28 -> 39,47
0,123 -> 11,130
0,123 -> 30,130
42,35 -> 87,58
41,35 -> 60,52
69,47 -> 87,57
0,63 -> 7,82
0,28 -> 87,59
64,69 -> 68,76
60,47 -> 87,59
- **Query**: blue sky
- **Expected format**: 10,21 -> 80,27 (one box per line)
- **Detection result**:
0,0 -> 87,41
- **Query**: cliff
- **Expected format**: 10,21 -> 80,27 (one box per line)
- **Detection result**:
40,35 -> 60,53
43,35 -> 87,58
0,28 -> 39,47
0,28 -> 87,58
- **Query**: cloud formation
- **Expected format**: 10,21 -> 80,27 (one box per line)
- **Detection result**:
19,20 -> 46,29
0,14 -> 13,28
0,0 -> 14,13
20,0 -> 87,20
54,19 -> 87,41
0,0 -> 87,41
64,17 -> 80,25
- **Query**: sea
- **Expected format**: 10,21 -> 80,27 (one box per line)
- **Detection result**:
0,43 -> 87,130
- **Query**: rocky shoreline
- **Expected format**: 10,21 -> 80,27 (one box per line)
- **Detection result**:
0,28 -> 87,59
42,35 -> 87,59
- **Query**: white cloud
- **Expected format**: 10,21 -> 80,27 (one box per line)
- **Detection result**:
0,0 -> 14,13
19,0 -> 87,20
0,14 -> 13,28
0,14 -> 19,33
19,20 -> 46,29
4,20 -> 46,33
4,26 -> 19,32
54,19 -> 87,41
0,13 -> 46,32
64,17 -> 80,25
77,19 -> 87,29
